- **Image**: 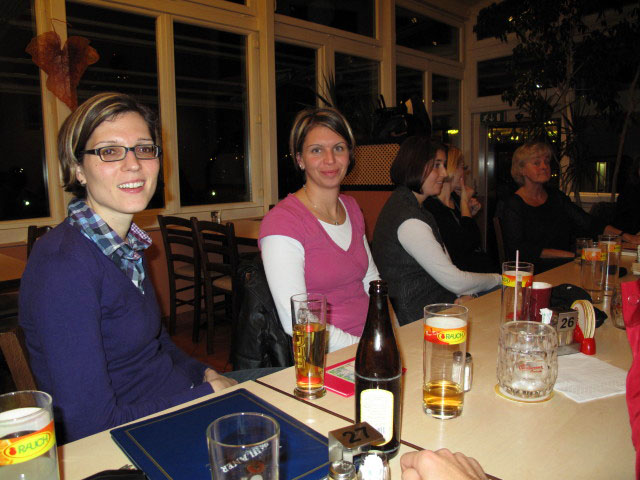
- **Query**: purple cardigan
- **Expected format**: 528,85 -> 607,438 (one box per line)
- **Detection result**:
19,221 -> 212,443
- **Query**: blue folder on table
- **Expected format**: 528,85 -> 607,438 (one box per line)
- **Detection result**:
110,388 -> 330,480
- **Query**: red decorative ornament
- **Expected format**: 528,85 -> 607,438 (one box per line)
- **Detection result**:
26,31 -> 99,110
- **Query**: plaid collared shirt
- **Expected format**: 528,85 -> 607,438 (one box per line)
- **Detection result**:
67,198 -> 152,293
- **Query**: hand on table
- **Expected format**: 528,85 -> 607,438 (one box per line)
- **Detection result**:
204,368 -> 238,392
400,448 -> 487,480
454,295 -> 474,305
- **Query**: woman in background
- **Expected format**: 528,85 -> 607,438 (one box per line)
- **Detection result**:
424,146 -> 496,273
259,107 -> 379,352
501,141 -> 639,273
372,136 -> 500,326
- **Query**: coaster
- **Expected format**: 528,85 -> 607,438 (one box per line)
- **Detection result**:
495,384 -> 554,403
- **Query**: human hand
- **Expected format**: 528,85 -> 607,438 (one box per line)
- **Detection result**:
204,368 -> 238,392
400,448 -> 487,480
454,295 -> 474,305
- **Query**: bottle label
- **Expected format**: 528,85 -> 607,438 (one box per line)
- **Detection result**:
424,324 -> 467,345
0,420 -> 55,465
359,389 -> 394,445
502,272 -> 532,288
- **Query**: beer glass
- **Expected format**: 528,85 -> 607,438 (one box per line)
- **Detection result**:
598,234 -> 621,296
575,237 -> 592,264
497,321 -> 558,402
0,391 -> 59,480
581,243 -> 605,303
207,412 -> 279,480
291,293 -> 327,399
500,261 -> 534,323
423,304 -> 468,419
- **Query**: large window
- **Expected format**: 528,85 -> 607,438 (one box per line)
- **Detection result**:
432,74 -> 460,146
335,53 -> 379,145
275,42 -> 317,197
173,22 -> 249,206
275,0 -> 374,38
396,66 -> 423,105
477,56 -> 514,98
66,1 -> 163,208
395,7 -> 459,61
0,1 -> 48,221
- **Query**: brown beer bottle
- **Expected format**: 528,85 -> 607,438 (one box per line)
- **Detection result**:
355,280 -> 402,459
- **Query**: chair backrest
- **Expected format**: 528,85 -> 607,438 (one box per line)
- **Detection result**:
158,215 -> 200,281
493,216 -> 506,266
0,317 -> 37,391
191,218 -> 239,288
27,225 -> 52,258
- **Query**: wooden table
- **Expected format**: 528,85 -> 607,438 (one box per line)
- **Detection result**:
257,257 -> 637,480
229,218 -> 261,247
0,253 -> 26,292
58,257 -> 637,479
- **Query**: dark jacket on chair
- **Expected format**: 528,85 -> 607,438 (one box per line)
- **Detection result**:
232,256 -> 293,370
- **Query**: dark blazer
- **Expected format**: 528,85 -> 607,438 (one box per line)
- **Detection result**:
232,256 -> 293,370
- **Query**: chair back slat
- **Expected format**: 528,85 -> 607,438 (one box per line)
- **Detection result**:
0,317 -> 37,391
27,225 -> 52,258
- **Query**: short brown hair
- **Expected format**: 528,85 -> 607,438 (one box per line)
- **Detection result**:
390,136 -> 446,193
511,141 -> 552,186
58,92 -> 160,198
289,107 -> 356,175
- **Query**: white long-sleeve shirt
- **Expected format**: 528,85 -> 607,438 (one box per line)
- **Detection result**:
261,211 -> 380,352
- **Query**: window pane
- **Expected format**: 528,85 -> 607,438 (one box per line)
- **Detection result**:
396,66 -> 423,104
173,22 -> 248,206
0,1 -> 49,221
335,53 -> 379,145
275,42 -> 317,197
276,0 -> 374,38
477,56 -> 513,97
67,1 -> 163,209
432,74 -> 460,147
396,7 -> 459,61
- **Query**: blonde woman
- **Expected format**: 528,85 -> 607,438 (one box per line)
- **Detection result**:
424,146 -> 496,273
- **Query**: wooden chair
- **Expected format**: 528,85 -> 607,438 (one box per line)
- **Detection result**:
27,225 -> 52,258
493,216 -> 506,266
158,215 -> 202,341
0,317 -> 37,391
192,217 -> 240,355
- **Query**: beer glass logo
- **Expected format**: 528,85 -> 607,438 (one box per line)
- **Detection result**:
0,420 -> 55,465
502,273 -> 533,288
424,325 -> 467,345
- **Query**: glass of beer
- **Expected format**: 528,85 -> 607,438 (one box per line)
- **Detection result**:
207,412 -> 279,480
497,321 -> 558,402
0,390 -> 60,480
423,304 -> 468,419
598,234 -> 621,296
581,242 -> 605,303
291,293 -> 327,399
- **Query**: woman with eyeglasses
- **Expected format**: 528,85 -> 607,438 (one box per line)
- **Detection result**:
19,92 -> 274,444
424,146 -> 497,273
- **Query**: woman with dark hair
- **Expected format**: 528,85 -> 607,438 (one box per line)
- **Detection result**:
424,146 -> 496,273
501,141 -> 639,273
613,156 -> 640,235
20,92 -> 274,444
372,137 -> 500,326
259,107 -> 379,352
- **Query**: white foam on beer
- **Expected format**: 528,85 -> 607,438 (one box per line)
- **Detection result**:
426,316 -> 466,329
0,406 -> 41,421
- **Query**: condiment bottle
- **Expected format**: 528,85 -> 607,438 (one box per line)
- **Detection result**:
355,280 -> 402,459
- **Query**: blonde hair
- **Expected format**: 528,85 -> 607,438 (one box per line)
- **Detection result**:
446,146 -> 463,179
58,92 -> 160,198
511,141 -> 552,186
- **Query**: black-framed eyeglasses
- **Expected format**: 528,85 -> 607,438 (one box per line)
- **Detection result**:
79,144 -> 162,162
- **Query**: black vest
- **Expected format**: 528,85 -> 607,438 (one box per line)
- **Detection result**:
372,186 -> 456,326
